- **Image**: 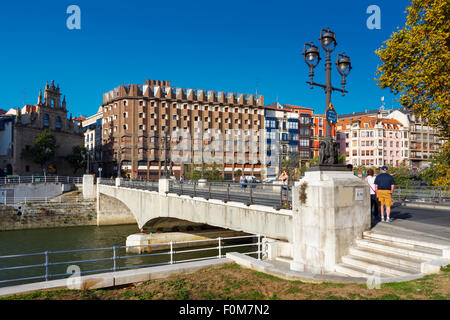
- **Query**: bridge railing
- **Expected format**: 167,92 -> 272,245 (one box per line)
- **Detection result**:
392,185 -> 450,204
0,176 -> 83,185
0,234 -> 265,288
1,196 -> 89,205
169,180 -> 292,210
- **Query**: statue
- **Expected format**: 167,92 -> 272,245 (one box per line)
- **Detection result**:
319,138 -> 339,165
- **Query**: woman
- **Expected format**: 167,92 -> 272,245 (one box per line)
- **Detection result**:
365,168 -> 379,221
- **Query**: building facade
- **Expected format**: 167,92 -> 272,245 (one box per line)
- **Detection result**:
339,107 -> 445,168
336,116 -> 409,167
100,79 -> 265,180
0,81 -> 83,176
82,110 -> 103,176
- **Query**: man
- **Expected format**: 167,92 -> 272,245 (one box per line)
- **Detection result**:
374,166 -> 395,222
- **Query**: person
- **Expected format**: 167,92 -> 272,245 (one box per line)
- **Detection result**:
374,166 -> 395,222
365,168 -> 379,221
346,164 -> 353,171
279,170 -> 289,205
240,174 -> 247,190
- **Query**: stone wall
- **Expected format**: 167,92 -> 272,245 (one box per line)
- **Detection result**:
97,193 -> 137,226
0,200 -> 97,231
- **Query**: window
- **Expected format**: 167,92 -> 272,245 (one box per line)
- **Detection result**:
43,114 -> 49,128
55,116 -> 61,130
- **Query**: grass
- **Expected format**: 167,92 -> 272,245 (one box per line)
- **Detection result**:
1,264 -> 448,300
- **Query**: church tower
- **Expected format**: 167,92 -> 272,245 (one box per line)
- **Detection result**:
43,80 -> 62,108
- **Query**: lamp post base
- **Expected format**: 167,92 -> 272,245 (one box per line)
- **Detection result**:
308,164 -> 348,172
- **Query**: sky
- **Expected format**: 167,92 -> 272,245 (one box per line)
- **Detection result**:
0,0 -> 411,118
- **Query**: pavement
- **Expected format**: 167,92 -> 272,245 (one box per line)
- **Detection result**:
372,204 -> 450,241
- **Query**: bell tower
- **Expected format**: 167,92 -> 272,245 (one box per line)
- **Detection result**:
43,80 -> 62,108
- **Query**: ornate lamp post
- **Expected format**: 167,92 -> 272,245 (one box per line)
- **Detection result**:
162,129 -> 170,178
302,27 -> 351,168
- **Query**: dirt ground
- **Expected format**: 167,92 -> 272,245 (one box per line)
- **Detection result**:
2,264 -> 449,300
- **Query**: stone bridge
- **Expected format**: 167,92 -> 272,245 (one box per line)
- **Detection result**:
88,171 -> 370,274
96,181 -> 293,241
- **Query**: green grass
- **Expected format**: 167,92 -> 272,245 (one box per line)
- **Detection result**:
320,282 -> 346,288
252,271 -> 285,282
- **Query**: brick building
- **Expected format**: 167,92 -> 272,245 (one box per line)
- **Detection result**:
100,79 -> 266,180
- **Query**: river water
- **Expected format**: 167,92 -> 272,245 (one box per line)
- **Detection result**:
0,224 -> 257,288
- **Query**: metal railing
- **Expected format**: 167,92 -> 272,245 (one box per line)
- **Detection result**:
392,185 -> 450,204
169,181 -> 292,210
0,234 -> 265,288
0,176 -> 83,185
1,196 -> 89,205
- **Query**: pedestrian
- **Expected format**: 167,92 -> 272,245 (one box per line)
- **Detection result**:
240,174 -> 247,189
374,166 -> 396,222
346,164 -> 353,171
279,170 -> 289,205
365,168 -> 379,221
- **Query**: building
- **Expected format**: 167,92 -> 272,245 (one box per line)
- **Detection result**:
340,107 -> 444,168
81,110 -> 103,176
336,116 -> 409,167
283,104 -> 313,163
263,103 -> 313,178
0,81 -> 83,176
100,79 -> 265,180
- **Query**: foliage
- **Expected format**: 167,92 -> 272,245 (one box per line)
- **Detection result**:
21,129 -> 57,170
418,141 -> 450,186
65,146 -> 87,175
375,0 -> 450,139
184,163 -> 224,181
375,0 -> 449,187
204,163 -> 224,181
184,163 -> 201,180
387,163 -> 413,186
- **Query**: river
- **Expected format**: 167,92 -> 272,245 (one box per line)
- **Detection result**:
0,224 -> 257,288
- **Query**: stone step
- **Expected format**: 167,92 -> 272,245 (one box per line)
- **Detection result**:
363,231 -> 449,250
275,256 -> 292,264
341,255 -> 418,276
334,263 -> 392,278
349,247 -> 423,270
355,239 -> 442,261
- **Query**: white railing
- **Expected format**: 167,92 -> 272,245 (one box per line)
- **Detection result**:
0,196 -> 89,205
0,234 -> 265,287
0,176 -> 83,185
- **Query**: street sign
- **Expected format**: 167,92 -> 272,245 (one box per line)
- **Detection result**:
326,109 -> 338,124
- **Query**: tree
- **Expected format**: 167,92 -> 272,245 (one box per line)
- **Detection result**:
21,129 -> 57,173
388,163 -> 413,186
375,0 -> 450,186
375,0 -> 449,137
65,146 -> 87,175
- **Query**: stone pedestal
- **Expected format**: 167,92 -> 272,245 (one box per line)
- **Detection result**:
158,178 -> 170,195
82,174 -> 96,199
290,170 -> 370,274
115,177 -> 123,187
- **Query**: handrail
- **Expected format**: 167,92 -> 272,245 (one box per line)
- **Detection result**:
0,176 -> 83,185
0,234 -> 266,288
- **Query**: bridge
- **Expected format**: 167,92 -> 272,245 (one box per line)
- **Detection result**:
96,178 -> 293,241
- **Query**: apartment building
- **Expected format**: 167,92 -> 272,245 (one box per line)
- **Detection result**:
310,114 -> 336,158
340,108 -> 445,168
82,110 -> 103,175
336,116 -> 409,167
100,79 -> 265,180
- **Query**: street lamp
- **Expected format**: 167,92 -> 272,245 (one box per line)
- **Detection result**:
117,148 -> 122,178
162,129 -> 170,178
301,27 -> 351,167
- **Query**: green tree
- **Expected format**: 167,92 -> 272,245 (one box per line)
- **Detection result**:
65,145 -> 87,175
375,0 -> 450,186
388,163 -> 413,186
21,129 -> 57,173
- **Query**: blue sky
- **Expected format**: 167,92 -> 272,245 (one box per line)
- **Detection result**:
0,0 -> 411,117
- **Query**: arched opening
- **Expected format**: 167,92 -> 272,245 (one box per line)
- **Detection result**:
43,114 -> 49,128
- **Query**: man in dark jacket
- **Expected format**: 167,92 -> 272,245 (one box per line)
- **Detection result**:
374,166 -> 396,222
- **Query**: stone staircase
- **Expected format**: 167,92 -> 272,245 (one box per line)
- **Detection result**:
334,230 -> 449,279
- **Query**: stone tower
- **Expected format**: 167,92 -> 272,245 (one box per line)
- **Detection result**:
43,80 -> 62,108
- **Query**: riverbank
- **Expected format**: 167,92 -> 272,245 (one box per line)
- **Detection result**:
2,263 -> 449,300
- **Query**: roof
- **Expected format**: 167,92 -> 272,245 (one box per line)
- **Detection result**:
337,116 -> 403,130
